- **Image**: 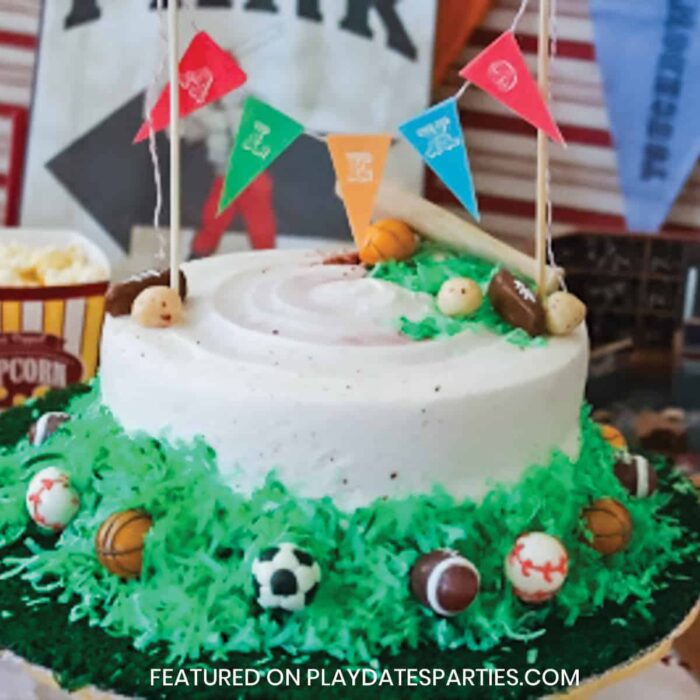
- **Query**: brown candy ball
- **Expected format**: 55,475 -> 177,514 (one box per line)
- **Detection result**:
96,509 -> 153,579
614,455 -> 658,497
583,498 -> 632,555
410,549 -> 480,616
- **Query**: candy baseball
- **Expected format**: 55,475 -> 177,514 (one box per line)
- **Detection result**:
437,278 -> 483,318
25,466 -> 80,533
131,286 -> 184,328
505,533 -> 568,603
545,292 -> 587,336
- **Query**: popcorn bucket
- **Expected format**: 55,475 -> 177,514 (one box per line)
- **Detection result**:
0,229 -> 110,408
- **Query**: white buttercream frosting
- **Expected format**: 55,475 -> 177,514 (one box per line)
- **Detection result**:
100,250 -> 589,510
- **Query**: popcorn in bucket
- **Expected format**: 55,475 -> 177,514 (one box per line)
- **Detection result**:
0,230 -> 110,408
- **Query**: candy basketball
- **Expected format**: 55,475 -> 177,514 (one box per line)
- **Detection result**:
95,510 -> 153,579
583,498 -> 632,555
505,533 -> 568,603
25,466 -> 80,533
599,424 -> 627,452
358,219 -> 417,265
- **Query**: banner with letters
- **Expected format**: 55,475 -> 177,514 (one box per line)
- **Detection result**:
590,0 -> 700,232
21,1 -> 438,259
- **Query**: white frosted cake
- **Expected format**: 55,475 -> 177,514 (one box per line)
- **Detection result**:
100,249 -> 588,509
7,221 -> 699,700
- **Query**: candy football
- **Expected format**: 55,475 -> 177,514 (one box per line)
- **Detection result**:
252,543 -> 321,612
614,455 -> 658,497
25,466 -> 80,533
505,533 -> 568,603
410,549 -> 480,616
28,411 -> 70,446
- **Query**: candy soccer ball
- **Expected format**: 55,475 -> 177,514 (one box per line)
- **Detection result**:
252,543 -> 321,611
25,466 -> 80,533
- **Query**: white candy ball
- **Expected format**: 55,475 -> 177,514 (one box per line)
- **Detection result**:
25,466 -> 80,533
504,532 -> 568,603
437,277 -> 483,318
545,292 -> 586,336
131,286 -> 183,328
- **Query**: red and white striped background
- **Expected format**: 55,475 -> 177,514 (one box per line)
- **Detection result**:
0,0 -> 38,226
433,0 -> 700,241
1,1 -> 698,239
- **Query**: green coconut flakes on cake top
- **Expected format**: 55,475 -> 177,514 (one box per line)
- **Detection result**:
369,243 -> 545,347
1,383 -> 698,667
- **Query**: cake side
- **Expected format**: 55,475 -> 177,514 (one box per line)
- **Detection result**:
100,249 -> 589,508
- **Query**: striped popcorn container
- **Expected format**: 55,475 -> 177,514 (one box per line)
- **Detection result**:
0,230 -> 110,409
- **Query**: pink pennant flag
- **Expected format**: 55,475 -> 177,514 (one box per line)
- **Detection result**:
134,32 -> 247,143
459,31 -> 564,145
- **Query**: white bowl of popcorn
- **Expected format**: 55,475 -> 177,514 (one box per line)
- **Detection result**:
0,229 -> 110,408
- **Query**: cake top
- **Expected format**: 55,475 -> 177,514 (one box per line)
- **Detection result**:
104,247 -> 587,402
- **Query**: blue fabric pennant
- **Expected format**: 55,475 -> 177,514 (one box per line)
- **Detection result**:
591,0 -> 700,232
399,97 -> 480,220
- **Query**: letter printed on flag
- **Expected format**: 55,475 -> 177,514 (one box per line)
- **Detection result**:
219,97 -> 304,212
134,32 -> 247,143
460,31 -> 564,144
327,134 -> 392,245
590,0 -> 700,232
399,97 -> 479,220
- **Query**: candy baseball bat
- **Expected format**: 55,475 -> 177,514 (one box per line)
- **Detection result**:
373,182 -> 562,293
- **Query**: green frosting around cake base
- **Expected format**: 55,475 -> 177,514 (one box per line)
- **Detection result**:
369,244 -> 545,346
0,385 -> 699,699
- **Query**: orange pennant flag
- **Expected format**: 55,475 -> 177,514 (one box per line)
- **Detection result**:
327,134 -> 392,246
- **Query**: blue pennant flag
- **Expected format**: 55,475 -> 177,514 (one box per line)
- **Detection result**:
399,97 -> 480,220
591,0 -> 700,232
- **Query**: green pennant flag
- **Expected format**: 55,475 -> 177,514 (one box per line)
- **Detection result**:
219,96 -> 304,212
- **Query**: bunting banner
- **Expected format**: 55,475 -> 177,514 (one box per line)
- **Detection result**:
327,134 -> 392,246
399,97 -> 479,220
134,31 -> 247,143
590,0 -> 700,232
460,31 -> 564,145
219,97 -> 304,212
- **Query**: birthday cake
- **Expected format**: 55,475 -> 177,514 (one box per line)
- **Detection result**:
1,209 -> 699,699
100,248 -> 588,509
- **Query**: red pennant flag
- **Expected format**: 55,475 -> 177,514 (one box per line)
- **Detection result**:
459,31 -> 564,145
134,31 -> 247,143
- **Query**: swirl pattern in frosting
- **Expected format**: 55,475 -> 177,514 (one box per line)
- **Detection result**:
213,261 -> 434,347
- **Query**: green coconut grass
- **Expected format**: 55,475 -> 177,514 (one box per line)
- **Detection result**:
369,243 -> 545,346
0,385 -> 699,699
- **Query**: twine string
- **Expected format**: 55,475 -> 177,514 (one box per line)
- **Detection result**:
143,0 -> 558,277
510,0 -> 531,31
545,0 -> 565,289
146,0 -> 168,261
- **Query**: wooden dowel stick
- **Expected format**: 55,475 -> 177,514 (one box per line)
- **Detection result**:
535,0 -> 551,300
373,181 -> 562,294
168,0 -> 181,294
